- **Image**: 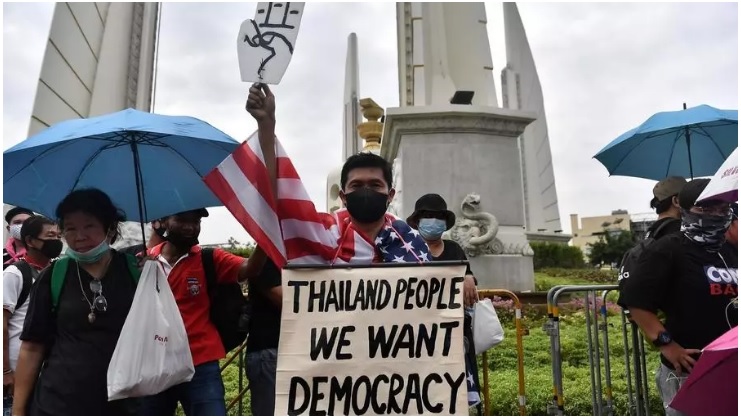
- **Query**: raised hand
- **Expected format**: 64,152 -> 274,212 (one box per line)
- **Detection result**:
246,83 -> 276,125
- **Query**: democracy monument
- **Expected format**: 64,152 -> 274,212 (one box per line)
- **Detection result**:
4,2 -> 569,290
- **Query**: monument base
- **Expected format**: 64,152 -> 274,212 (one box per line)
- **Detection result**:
468,254 -> 535,292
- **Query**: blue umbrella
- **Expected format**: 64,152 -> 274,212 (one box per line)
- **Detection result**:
594,104 -> 738,180
4,108 -> 240,229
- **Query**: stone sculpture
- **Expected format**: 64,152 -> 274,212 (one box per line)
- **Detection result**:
445,193 -> 503,257
446,193 -> 534,257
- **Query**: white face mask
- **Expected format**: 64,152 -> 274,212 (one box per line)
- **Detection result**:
9,224 -> 22,240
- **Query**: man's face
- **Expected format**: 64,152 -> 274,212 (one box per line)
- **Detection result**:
165,212 -> 202,240
340,167 -> 395,204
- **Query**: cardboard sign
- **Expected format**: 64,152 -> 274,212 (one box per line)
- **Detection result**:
275,265 -> 469,416
237,2 -> 305,84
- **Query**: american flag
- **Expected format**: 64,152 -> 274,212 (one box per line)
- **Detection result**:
203,132 -> 430,268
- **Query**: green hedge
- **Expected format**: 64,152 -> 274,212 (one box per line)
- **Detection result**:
538,268 -> 617,283
531,242 -> 585,270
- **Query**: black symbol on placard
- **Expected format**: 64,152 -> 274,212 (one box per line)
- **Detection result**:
243,2 -> 299,80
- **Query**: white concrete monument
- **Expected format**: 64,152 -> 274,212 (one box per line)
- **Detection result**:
326,33 -> 362,213
383,2 -> 538,291
501,2 -> 563,234
3,2 -> 159,247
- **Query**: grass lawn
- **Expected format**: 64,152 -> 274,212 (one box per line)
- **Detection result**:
218,270 -> 664,416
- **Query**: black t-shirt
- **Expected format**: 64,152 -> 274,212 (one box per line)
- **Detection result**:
618,232 -> 738,369
246,259 -> 282,353
433,240 -> 474,277
20,251 -> 138,415
645,217 -> 681,240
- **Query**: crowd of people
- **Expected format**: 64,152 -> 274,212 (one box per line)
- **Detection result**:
2,83 -> 736,417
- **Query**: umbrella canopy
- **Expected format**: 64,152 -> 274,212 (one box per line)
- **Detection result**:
670,326 -> 738,416
594,104 -> 737,180
696,148 -> 738,204
3,108 -> 240,223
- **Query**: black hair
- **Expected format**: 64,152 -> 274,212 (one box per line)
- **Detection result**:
653,196 -> 675,215
340,152 -> 393,190
55,188 -> 126,244
20,215 -> 55,247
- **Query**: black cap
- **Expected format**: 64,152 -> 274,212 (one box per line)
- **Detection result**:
175,208 -> 209,218
406,194 -> 456,230
678,179 -> 711,210
5,207 -> 34,224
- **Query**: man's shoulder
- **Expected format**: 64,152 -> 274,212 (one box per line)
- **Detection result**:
3,264 -> 23,281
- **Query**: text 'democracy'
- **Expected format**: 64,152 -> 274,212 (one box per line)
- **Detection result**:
275,265 -> 469,416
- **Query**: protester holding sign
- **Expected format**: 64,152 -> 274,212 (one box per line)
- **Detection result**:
204,83 -> 430,267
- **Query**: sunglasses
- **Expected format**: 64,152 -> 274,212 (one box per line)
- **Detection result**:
89,279 -> 108,313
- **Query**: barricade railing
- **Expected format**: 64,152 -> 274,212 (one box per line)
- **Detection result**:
544,285 -> 650,416
478,289 -> 529,416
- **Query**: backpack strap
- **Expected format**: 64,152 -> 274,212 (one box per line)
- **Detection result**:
51,254 -> 141,311
51,258 -> 70,312
201,248 -> 217,296
13,261 -> 35,311
124,253 -> 142,284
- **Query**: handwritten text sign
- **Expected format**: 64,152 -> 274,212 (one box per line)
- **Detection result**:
237,2 -> 305,84
275,265 -> 469,416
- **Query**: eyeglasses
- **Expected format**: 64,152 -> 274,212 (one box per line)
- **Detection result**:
89,279 -> 108,312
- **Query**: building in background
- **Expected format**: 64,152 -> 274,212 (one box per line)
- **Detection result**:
570,210 -> 632,256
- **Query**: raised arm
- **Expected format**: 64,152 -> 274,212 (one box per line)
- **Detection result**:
246,83 -> 278,197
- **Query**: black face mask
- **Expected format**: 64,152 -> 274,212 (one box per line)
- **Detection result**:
38,239 -> 63,259
344,188 -> 389,224
164,231 -> 199,249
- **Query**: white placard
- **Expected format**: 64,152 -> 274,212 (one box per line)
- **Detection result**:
275,265 -> 469,416
237,2 -> 305,84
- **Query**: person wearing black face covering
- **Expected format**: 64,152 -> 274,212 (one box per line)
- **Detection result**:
140,209 -> 266,416
618,179 -> 737,416
3,216 -> 60,414
245,84 -> 429,264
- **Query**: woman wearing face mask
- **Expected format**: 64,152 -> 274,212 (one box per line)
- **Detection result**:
407,193 -> 482,408
619,179 -> 738,416
13,188 -> 140,416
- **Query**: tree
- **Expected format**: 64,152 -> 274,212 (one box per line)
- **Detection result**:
588,229 -> 635,267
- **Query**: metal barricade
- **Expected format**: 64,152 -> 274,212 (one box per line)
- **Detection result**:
478,289 -> 529,416
544,285 -> 651,416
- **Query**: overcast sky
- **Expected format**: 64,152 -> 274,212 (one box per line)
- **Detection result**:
3,2 -> 738,245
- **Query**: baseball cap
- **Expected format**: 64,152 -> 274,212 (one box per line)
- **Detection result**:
678,179 -> 712,210
176,208 -> 209,218
652,176 -> 687,204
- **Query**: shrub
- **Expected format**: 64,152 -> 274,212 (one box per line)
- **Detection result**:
531,242 -> 586,270
539,268 -> 617,283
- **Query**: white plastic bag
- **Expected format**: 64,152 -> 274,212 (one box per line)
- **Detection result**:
473,298 -> 505,354
107,260 -> 194,400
